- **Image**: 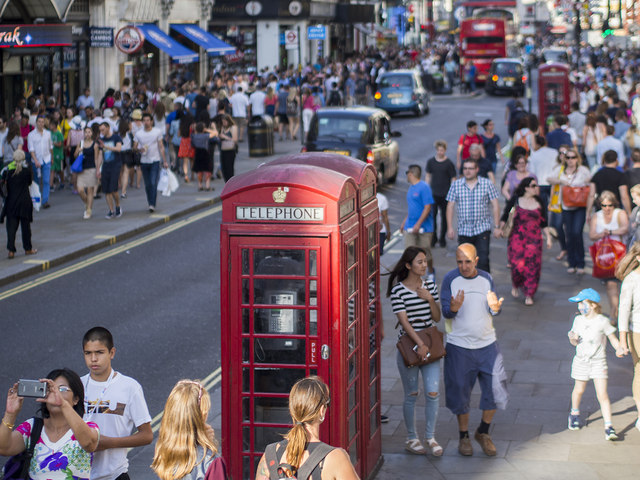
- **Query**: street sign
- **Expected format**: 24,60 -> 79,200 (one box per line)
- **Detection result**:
307,25 -> 326,40
284,29 -> 298,49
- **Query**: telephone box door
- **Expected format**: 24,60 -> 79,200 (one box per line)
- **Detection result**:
227,235 -> 331,480
538,63 -> 570,130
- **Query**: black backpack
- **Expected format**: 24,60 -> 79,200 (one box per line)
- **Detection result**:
327,90 -> 341,107
2,417 -> 43,480
264,440 -> 335,480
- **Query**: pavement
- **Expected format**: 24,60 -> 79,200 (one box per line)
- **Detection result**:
3,122 -> 638,480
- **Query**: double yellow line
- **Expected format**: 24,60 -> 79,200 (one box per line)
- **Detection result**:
0,205 -> 222,301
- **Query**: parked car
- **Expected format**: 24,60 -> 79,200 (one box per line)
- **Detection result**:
485,58 -> 526,96
302,106 -> 401,184
374,70 -> 430,116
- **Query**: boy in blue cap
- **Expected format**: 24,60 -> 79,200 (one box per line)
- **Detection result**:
567,288 -> 623,440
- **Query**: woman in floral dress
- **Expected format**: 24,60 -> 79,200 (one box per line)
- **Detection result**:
0,368 -> 99,480
500,177 -> 552,305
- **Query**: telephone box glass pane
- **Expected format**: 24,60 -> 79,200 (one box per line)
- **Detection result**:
254,397 -> 290,424
254,308 -> 305,334
243,457 -> 252,480
242,338 -> 250,363
370,355 -> 377,379
254,368 -> 305,394
309,250 -> 317,276
254,250 -> 306,275
368,224 -> 377,249
368,250 -> 377,276
243,427 -> 251,451
348,381 -> 356,412
370,408 -> 379,435
310,280 -> 317,306
242,249 -> 250,274
254,426 -> 290,453
369,330 -> 376,355
370,382 -> 377,407
243,397 -> 250,421
347,241 -> 356,267
348,296 -> 356,325
348,326 -> 356,354
242,279 -> 250,304
254,280 -> 306,306
243,368 -> 250,393
243,309 -> 250,333
309,310 -> 317,335
349,437 -> 359,465
348,354 -> 358,381
254,338 -> 306,364
347,269 -> 356,296
349,411 -> 358,441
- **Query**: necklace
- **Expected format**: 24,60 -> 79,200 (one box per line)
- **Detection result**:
84,369 -> 116,418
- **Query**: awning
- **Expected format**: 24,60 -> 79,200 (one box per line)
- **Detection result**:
136,23 -> 198,64
354,24 -> 375,38
170,24 -> 235,56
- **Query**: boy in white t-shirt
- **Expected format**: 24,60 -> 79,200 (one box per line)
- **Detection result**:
82,327 -> 153,480
567,288 -> 623,441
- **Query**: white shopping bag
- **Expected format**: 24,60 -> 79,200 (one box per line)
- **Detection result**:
157,168 -> 170,196
29,182 -> 41,212
167,169 -> 179,193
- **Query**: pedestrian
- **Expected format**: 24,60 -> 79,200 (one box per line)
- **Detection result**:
446,158 -> 501,273
301,87 -> 315,142
1,150 -> 36,258
178,112 -> 195,183
118,119 -> 134,199
546,146 -> 571,261
133,113 -> 167,213
276,84 -> 290,141
49,116 -> 64,190
500,177 -> 552,305
512,116 -> 535,154
480,118 -> 503,173
387,246 -> 443,457
400,164 -> 434,256
255,376 -> 359,480
629,185 -> 640,246
596,125 -> 625,167
582,112 -> 602,169
559,147 -> 591,274
616,241 -> 640,432
97,122 -> 123,219
264,86 -> 277,119
81,327 -> 153,480
501,153 -> 537,201
2,120 -> 23,169
586,149 -> 632,217
529,135 -> 558,209
152,380 -> 227,480
425,140 -> 456,248
287,86 -> 300,141
566,288 -> 622,440
440,243 -> 507,457
588,190 -> 629,320
191,121 -> 218,191
229,87 -> 249,143
0,369 -> 99,479
27,115 -> 53,209
74,126 -> 101,220
456,120 -> 485,173
219,115 -> 238,182
546,114 -> 573,150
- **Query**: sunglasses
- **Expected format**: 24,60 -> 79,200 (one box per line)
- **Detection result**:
528,183 -> 538,187
565,155 -> 578,159
600,204 -> 614,207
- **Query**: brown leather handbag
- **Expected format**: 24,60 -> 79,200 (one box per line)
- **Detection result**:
396,326 -> 446,367
561,185 -> 590,208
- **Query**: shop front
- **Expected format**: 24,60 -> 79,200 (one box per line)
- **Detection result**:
0,23 -> 87,115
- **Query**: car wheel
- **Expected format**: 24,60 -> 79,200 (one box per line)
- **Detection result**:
377,167 -> 385,185
388,163 -> 398,183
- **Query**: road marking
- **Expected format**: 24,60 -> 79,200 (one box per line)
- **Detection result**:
149,214 -> 170,222
150,366 -> 222,433
0,205 -> 222,301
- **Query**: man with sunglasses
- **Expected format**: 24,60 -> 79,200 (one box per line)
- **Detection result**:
586,149 -> 632,219
446,157 -> 501,273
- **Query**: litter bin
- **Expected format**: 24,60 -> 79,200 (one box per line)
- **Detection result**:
248,115 -> 274,157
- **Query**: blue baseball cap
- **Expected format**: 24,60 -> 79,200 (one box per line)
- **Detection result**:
568,288 -> 601,303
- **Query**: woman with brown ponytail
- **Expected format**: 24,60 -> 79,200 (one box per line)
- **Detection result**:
255,376 -> 359,480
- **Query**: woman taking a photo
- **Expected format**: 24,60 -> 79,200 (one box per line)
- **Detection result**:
0,368 -> 99,480
255,376 -> 358,480
559,146 -> 591,274
500,177 -> 553,306
589,190 -> 629,321
152,380 -> 227,480
387,246 -> 443,457
616,241 -> 640,433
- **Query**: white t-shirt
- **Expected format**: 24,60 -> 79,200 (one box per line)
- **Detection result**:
230,92 -> 249,118
82,371 -> 152,480
376,192 -> 389,234
569,314 -> 615,360
249,90 -> 266,116
0,128 -> 8,161
133,127 -> 163,163
529,146 -> 559,187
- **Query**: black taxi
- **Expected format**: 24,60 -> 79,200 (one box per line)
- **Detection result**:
485,58 -> 526,96
302,106 -> 401,184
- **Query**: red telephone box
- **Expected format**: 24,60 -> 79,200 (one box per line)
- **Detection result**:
220,155 -> 383,480
538,62 -> 570,132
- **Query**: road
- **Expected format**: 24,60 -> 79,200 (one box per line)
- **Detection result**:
0,90 -> 517,477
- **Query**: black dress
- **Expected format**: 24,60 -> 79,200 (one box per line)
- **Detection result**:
191,133 -> 214,173
1,164 -> 33,222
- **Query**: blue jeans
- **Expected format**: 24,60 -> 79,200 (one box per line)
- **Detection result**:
562,208 -> 586,268
140,161 -> 160,208
396,350 -> 440,440
458,230 -> 491,273
550,210 -> 566,251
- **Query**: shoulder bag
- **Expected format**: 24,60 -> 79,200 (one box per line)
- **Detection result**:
2,417 -> 43,480
561,185 -> 590,208
502,204 -> 517,238
396,326 -> 446,367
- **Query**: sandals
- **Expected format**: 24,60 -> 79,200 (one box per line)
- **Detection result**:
425,438 -> 443,457
525,297 -> 534,306
405,438 -> 426,455
511,287 -> 519,298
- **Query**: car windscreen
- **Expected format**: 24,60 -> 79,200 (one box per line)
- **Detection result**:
379,75 -> 412,88
495,63 -> 521,75
312,116 -> 368,141
544,51 -> 568,63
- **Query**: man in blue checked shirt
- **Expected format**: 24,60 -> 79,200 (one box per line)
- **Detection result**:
445,157 -> 501,273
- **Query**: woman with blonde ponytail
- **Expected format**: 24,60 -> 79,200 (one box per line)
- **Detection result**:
151,380 -> 227,480
255,376 -> 359,480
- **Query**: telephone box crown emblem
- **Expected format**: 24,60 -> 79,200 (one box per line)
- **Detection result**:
272,187 -> 287,203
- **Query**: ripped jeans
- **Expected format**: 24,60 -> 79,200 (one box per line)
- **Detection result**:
396,350 -> 440,440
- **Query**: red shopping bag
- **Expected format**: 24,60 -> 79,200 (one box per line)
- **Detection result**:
589,236 -> 627,279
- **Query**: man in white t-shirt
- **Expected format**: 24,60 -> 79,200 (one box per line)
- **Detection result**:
133,113 -> 167,212
529,135 -> 559,210
230,87 -> 250,142
82,327 -> 152,480
249,84 -> 266,118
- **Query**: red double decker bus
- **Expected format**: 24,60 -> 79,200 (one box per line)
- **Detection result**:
460,18 -> 510,84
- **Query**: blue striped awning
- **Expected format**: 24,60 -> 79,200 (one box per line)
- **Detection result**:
170,24 -> 235,56
137,23 -> 198,64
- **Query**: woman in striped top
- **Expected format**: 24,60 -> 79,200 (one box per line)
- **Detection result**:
387,246 -> 443,457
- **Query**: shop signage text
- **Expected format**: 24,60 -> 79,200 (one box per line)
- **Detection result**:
0,25 -> 72,48
89,27 -> 114,47
236,206 -> 324,221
